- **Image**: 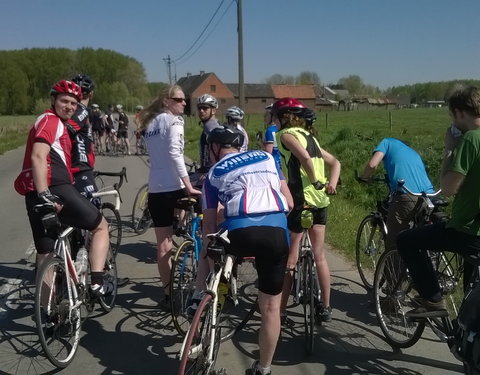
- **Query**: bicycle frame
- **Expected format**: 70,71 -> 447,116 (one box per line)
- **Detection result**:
178,254 -> 235,365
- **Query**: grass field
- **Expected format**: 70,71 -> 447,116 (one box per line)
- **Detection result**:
2,107 -> 450,261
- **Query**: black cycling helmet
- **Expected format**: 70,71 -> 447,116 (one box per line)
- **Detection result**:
207,126 -> 245,149
303,108 -> 316,124
71,74 -> 95,95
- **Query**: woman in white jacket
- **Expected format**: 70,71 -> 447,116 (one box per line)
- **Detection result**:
138,85 -> 201,308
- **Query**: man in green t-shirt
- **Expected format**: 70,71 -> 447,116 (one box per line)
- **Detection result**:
398,86 -> 480,318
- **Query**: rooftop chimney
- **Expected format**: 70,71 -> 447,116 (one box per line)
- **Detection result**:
200,70 -> 205,76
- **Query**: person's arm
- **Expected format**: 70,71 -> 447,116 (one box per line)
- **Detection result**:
170,120 -> 201,196
264,143 -> 274,154
441,128 -> 465,196
359,151 -> 384,181
320,147 -> 341,195
280,133 -> 317,184
280,179 -> 294,210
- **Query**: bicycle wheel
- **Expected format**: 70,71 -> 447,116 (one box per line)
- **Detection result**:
98,247 -> 118,313
356,214 -> 386,290
170,240 -> 197,336
131,184 -> 152,234
220,257 -> 258,340
179,294 -> 221,375
100,202 -> 122,257
302,253 -> 316,354
373,249 -> 425,348
34,257 -> 81,368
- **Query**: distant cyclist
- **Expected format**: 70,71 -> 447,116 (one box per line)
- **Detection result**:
197,94 -> 221,173
14,80 -> 113,296
116,104 -> 131,155
134,105 -> 144,155
260,103 -> 282,171
224,106 -> 249,152
90,104 -> 106,154
192,125 -> 293,375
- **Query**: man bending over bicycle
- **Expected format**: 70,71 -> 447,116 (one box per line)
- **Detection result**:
14,80 -> 113,297
189,126 -> 293,375
358,137 -> 435,252
397,86 -> 480,318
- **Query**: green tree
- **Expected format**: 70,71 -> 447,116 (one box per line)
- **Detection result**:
296,71 -> 321,85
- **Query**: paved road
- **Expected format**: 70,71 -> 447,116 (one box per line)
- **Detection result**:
0,150 -> 463,374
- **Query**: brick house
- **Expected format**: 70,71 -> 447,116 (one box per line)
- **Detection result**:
176,72 -> 234,116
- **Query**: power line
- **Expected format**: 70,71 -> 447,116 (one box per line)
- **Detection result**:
174,0 -> 226,64
175,0 -> 234,67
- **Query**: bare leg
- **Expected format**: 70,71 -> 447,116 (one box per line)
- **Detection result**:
154,226 -> 173,295
280,231 -> 301,313
88,217 -> 110,272
309,224 -> 331,308
258,291 -> 282,368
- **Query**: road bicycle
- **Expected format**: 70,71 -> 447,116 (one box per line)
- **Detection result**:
373,182 -> 464,350
93,167 -> 127,257
131,162 -> 200,235
355,172 -> 391,290
178,229 -> 258,374
170,197 -> 203,336
288,206 -> 323,355
34,203 -> 118,368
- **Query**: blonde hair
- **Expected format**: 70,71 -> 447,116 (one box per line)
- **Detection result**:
280,113 -> 305,128
139,85 -> 183,129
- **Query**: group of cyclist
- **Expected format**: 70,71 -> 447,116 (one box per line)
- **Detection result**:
14,76 -> 480,373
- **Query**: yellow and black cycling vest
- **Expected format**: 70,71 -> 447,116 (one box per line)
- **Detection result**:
276,127 -> 330,209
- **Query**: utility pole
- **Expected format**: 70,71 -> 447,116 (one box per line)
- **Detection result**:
163,55 -> 172,84
237,0 -> 245,109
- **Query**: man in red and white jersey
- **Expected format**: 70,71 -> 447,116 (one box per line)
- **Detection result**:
14,80 -> 113,296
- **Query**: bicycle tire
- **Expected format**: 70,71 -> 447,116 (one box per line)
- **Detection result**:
356,214 -> 386,290
170,240 -> 197,336
131,184 -> 152,234
98,247 -> 118,312
220,257 -> 258,341
178,294 -> 220,375
100,202 -> 122,257
303,253 -> 315,354
34,257 -> 81,368
373,249 -> 425,348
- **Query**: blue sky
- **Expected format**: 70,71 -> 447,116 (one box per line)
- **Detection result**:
1,0 -> 479,89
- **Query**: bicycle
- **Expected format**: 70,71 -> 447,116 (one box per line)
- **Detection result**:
33,203 -> 118,368
288,206 -> 323,355
131,162 -> 200,235
93,167 -> 127,257
373,182 -> 464,349
170,197 -> 203,336
355,172 -> 391,290
178,229 -> 258,374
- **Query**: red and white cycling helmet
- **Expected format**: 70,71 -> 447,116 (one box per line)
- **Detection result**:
271,97 -> 306,117
50,80 -> 83,101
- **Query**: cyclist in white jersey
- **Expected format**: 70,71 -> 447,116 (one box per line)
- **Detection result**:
190,126 -> 293,375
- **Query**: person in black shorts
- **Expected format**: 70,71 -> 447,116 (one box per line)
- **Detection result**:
14,80 -> 113,296
116,104 -> 131,155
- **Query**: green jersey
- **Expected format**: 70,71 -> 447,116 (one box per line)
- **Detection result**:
447,128 -> 480,235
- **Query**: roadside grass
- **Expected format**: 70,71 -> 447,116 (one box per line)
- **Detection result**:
2,107 -> 449,262
0,116 -> 35,155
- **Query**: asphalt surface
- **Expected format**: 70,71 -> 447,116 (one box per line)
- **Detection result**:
0,148 -> 464,375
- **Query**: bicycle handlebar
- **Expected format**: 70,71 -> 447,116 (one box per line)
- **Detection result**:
93,167 -> 128,190
354,169 -> 387,184
396,180 -> 442,198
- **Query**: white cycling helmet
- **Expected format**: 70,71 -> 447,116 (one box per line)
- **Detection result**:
116,104 -> 123,110
197,94 -> 218,109
135,105 -> 144,111
91,103 -> 100,109
225,106 -> 244,121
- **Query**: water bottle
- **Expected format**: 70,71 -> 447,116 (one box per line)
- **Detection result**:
75,247 -> 89,275
300,210 -> 313,229
217,281 -> 229,310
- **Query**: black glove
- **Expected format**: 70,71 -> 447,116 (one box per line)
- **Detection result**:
313,181 -> 325,190
38,189 -> 63,205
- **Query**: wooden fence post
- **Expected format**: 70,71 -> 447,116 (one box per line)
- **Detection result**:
325,112 -> 328,129
389,111 -> 392,131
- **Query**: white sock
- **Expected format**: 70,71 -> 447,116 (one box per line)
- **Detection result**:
256,364 -> 271,374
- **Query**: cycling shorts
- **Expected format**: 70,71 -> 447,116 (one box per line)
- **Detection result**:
148,189 -> 187,227
25,184 -> 103,254
117,130 -> 128,139
227,226 -> 289,295
287,206 -> 327,233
